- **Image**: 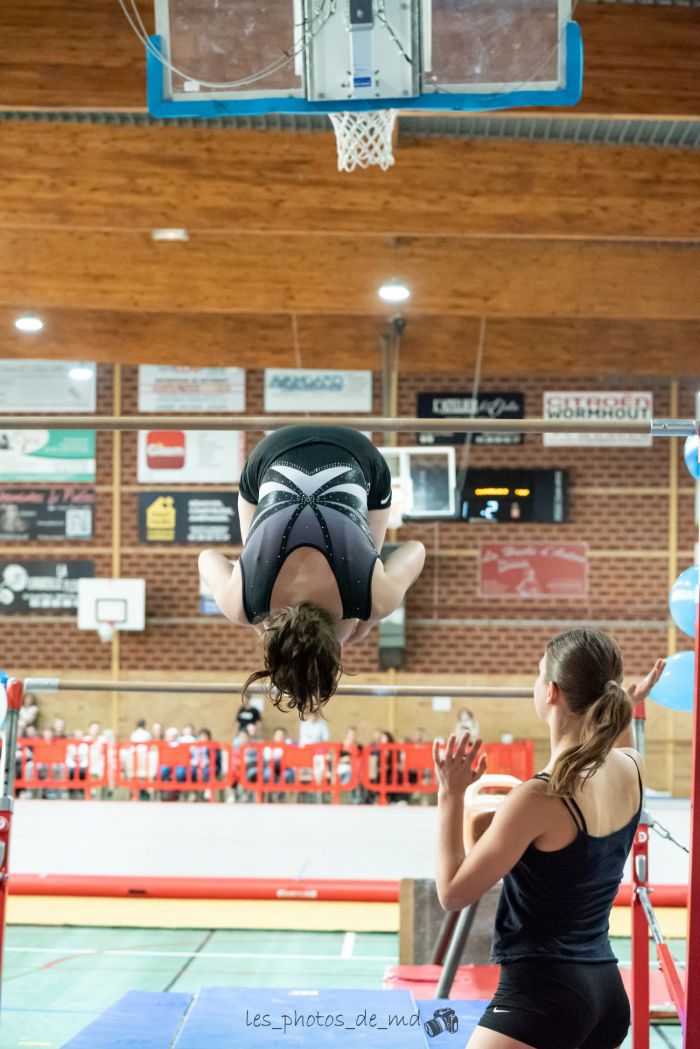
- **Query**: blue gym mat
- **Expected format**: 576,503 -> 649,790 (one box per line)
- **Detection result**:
60,988 -> 489,1048
59,990 -> 193,1049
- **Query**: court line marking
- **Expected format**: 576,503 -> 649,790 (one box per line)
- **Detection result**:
341,932 -> 356,959
6,947 -> 396,962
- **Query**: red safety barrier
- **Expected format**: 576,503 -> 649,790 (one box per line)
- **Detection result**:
114,741 -> 229,802
14,738 -> 110,799
8,874 -> 399,902
236,742 -> 354,804
359,741 -> 535,806
11,738 -> 535,804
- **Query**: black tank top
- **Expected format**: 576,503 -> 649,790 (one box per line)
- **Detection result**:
491,752 -> 643,964
239,442 -> 379,623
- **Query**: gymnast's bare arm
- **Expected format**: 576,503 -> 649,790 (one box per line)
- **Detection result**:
343,540 -> 426,646
197,549 -> 263,632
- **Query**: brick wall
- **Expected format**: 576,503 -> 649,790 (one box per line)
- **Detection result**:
0,366 -> 697,786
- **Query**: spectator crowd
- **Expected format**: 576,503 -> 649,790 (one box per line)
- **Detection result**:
12,691 -> 484,805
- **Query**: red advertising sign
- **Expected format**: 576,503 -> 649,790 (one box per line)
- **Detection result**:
478,542 -> 588,599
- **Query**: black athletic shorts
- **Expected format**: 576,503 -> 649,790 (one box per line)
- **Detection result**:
239,425 -> 392,511
478,958 -> 631,1049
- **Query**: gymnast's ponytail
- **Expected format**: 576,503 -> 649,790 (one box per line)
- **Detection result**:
242,601 -> 342,719
545,628 -> 632,798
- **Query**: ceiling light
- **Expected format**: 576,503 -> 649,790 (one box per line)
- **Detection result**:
378,280 -> 411,304
69,366 -> 95,381
152,228 -> 190,242
15,315 -> 44,333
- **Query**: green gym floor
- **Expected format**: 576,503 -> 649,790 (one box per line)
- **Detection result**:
1,927 -> 685,1049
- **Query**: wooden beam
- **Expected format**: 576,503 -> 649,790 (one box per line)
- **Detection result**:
1,228 -> 699,319
2,309 -> 699,375
0,2 -> 698,118
1,123 -> 698,241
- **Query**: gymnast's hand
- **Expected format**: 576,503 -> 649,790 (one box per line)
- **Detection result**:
433,731 -> 487,799
626,658 -> 666,705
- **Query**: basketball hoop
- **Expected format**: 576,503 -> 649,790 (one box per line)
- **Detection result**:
328,110 -> 398,173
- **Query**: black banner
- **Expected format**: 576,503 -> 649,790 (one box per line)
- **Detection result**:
0,559 -> 95,614
138,492 -> 241,544
0,488 -> 94,541
417,392 -> 525,446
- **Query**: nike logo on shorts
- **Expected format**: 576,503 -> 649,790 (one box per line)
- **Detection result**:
380,493 -> 391,505
493,1008 -> 510,1013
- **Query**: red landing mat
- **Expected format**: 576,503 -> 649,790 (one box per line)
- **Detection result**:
384,964 -> 683,1018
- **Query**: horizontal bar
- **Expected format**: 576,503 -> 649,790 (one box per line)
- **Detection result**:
0,415 -> 697,435
23,677 -> 533,699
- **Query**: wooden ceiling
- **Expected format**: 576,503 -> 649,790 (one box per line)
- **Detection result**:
1,0 -> 699,377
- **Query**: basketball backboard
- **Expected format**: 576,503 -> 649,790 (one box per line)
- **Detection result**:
146,0 -> 582,117
378,445 -> 457,520
77,578 -> 146,640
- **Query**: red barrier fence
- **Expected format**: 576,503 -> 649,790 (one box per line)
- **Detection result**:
14,739 -> 110,799
13,738 -> 535,804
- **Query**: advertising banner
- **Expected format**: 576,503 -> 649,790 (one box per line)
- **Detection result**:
0,559 -> 95,613
543,392 -> 653,446
417,392 -> 524,445
137,430 -> 244,484
0,430 -> 96,482
0,488 -> 94,541
0,360 -> 96,412
138,366 -> 246,412
478,542 -> 588,599
264,369 -> 372,413
139,492 -> 241,544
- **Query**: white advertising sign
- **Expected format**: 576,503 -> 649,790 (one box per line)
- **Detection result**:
138,366 -> 246,412
137,430 -> 244,484
264,369 -> 372,413
0,360 -> 96,412
543,392 -> 654,447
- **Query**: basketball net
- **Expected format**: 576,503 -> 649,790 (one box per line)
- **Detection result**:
329,110 -> 398,173
96,621 -> 116,644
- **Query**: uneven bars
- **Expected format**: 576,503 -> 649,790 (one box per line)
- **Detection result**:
23,678 -> 532,699
0,416 -> 696,435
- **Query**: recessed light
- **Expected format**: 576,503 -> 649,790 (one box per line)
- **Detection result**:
69,366 -> 94,381
378,280 -> 410,304
152,228 -> 190,242
15,315 -> 44,333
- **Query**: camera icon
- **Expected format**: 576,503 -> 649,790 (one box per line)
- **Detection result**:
424,1006 -> 459,1038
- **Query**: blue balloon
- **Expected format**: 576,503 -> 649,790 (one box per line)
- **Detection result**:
684,435 -> 700,481
649,651 -> 696,712
669,565 -> 699,639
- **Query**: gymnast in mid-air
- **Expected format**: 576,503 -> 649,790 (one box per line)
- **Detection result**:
199,425 -> 426,717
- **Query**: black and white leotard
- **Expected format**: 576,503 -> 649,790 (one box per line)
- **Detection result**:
238,426 -> 392,624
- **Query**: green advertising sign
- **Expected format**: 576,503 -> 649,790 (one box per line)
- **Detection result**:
0,430 -> 95,482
